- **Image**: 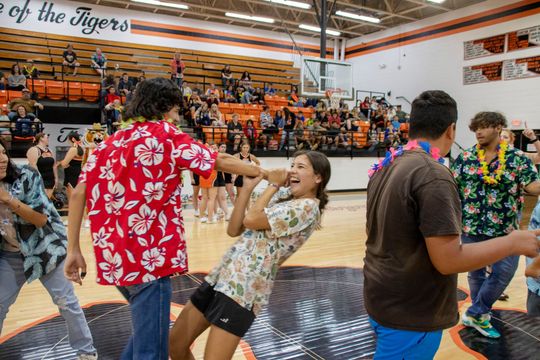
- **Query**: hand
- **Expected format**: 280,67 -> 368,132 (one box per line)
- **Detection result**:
64,250 -> 87,285
523,128 -> 536,141
507,229 -> 540,257
0,187 -> 11,203
525,256 -> 540,278
243,174 -> 264,191
267,168 -> 289,187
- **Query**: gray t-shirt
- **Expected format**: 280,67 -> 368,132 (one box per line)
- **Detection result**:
364,150 -> 462,331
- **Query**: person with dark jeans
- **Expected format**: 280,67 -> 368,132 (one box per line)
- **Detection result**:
453,111 -> 540,338
63,78 -> 268,360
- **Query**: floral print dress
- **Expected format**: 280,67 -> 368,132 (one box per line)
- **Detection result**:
205,189 -> 320,315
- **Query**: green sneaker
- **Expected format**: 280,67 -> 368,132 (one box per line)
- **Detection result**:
462,313 -> 501,338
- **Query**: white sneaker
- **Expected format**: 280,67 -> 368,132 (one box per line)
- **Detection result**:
225,213 -> 230,221
200,216 -> 208,223
194,210 -> 200,217
212,215 -> 218,222
77,354 -> 98,360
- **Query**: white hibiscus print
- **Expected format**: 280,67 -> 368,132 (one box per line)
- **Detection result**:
98,159 -> 115,180
135,138 -> 164,166
92,227 -> 112,249
180,144 -> 213,172
104,182 -> 125,214
99,249 -> 123,284
128,204 -> 157,235
130,126 -> 152,141
171,249 -> 187,269
142,182 -> 164,202
141,248 -> 165,272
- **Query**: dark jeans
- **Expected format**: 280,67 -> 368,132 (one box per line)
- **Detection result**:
461,234 -> 519,317
117,276 -> 172,360
527,289 -> 540,316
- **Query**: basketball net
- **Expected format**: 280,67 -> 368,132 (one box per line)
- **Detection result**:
328,88 -> 342,110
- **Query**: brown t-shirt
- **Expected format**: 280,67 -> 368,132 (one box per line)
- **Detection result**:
364,150 -> 462,331
9,98 -> 37,114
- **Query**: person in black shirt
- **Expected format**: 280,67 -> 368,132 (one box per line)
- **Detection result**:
227,113 -> 243,142
62,44 -> 80,76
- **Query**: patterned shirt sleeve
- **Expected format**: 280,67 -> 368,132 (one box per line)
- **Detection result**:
173,131 -> 218,179
517,153 -> 539,187
264,198 -> 319,238
78,148 -> 101,184
20,167 -> 51,217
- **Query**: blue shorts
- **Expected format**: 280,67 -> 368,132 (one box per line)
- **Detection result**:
369,318 -> 442,360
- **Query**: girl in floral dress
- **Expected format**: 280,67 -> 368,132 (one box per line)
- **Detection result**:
169,151 -> 331,360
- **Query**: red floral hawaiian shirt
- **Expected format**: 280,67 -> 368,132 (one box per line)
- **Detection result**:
79,120 -> 217,286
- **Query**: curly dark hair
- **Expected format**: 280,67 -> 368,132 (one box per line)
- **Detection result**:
0,138 -> 20,184
469,111 -> 507,132
124,77 -> 183,119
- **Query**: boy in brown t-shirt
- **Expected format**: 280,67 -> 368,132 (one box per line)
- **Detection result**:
364,90 -> 540,358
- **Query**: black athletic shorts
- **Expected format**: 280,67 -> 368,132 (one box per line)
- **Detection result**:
190,281 -> 255,337
192,173 -> 200,186
215,172 -> 226,187
224,172 -> 232,184
234,175 -> 243,187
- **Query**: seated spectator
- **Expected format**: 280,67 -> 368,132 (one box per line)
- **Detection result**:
328,109 -> 341,126
294,119 -> 307,150
367,122 -> 380,151
223,85 -> 236,103
221,65 -> 233,88
373,109 -> 386,129
22,60 -> 39,79
12,105 -> 41,137
391,115 -> 401,131
0,70 -> 5,90
386,105 -> 396,119
251,88 -> 264,104
239,71 -> 253,90
7,64 -> 26,91
395,104 -> 407,122
170,51 -> 185,88
182,82 -> 193,101
306,119 -> 325,150
137,71 -> 146,85
296,110 -> 305,123
62,44 -> 80,76
104,85 -> 120,105
205,83 -> 220,105
326,120 -> 346,150
91,48 -> 107,76
103,87 -> 122,134
118,73 -> 133,96
264,83 -> 277,95
8,88 -> 43,120
243,119 -> 258,148
228,134 -> 242,153
227,113 -> 243,142
195,103 -> 211,127
209,103 -> 224,126
288,89 -> 305,107
279,108 -> 296,151
274,109 -> 285,129
236,85 -> 252,104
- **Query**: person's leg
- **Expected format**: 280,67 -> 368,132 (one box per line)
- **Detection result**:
117,277 -> 172,360
192,185 -> 200,216
225,183 -> 235,204
207,187 -> 217,223
461,235 -> 487,302
204,325 -> 242,360
73,63 -> 79,76
0,252 -> 27,333
217,187 -> 229,220
40,260 -> 96,356
467,254 -> 519,317
369,318 -> 442,360
200,188 -> 209,222
527,289 -> 540,316
169,301 -> 211,360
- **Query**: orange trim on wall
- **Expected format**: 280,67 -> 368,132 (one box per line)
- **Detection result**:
345,0 -> 540,58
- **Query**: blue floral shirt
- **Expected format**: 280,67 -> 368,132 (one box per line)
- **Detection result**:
3,165 -> 67,282
527,201 -> 540,295
452,146 -> 538,237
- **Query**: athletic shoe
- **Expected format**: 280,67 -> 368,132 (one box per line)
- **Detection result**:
225,213 -> 230,221
77,354 -> 98,360
200,216 -> 208,223
461,312 -> 500,338
194,210 -> 200,217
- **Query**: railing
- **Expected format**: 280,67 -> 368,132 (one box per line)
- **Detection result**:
182,125 -> 409,159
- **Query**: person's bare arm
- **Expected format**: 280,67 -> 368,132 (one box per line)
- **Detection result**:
59,147 -> 76,168
426,230 -> 540,275
216,152 -> 267,179
0,188 -> 47,227
26,147 -> 39,169
64,183 -> 87,285
525,181 -> 540,196
227,175 -> 263,237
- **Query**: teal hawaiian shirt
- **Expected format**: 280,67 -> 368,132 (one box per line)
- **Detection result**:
452,146 -> 538,237
2,165 -> 67,283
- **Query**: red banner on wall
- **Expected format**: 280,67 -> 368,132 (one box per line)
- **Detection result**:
464,34 -> 506,60
507,25 -> 540,52
463,61 -> 503,85
503,55 -> 540,80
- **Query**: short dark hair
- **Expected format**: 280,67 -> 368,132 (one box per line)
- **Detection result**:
469,111 -> 507,132
124,77 -> 183,119
0,138 -> 20,184
409,90 -> 457,140
68,131 -> 80,142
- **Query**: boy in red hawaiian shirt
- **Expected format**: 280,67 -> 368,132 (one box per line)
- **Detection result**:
64,78 -> 267,359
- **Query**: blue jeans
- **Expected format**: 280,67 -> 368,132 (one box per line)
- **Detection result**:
461,234 -> 519,317
369,318 -> 442,359
0,251 -> 96,355
117,276 -> 172,360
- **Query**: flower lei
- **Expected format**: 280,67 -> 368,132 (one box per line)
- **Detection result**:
476,141 -> 508,185
120,115 -> 177,129
368,140 -> 445,178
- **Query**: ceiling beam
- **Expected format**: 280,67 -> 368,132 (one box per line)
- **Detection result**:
406,0 -> 451,11
336,0 -> 417,21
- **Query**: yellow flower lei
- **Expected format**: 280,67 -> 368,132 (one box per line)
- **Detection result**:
476,141 -> 508,185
